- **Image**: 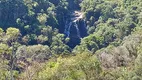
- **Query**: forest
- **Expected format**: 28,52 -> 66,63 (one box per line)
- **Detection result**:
0,0 -> 142,80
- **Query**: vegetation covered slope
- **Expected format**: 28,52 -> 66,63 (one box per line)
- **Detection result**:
0,0 -> 142,80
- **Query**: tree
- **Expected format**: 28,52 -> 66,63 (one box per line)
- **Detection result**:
51,34 -> 71,54
16,44 -> 51,62
6,27 -> 20,44
34,53 -> 102,80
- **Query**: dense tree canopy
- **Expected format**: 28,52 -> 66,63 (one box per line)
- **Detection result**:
0,0 -> 142,80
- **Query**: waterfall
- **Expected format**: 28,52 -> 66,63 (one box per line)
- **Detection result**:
64,21 -> 72,38
64,21 -> 68,37
67,22 -> 72,37
64,19 -> 87,39
74,21 -> 81,38
64,20 -> 81,38
83,20 -> 86,29
63,11 -> 87,48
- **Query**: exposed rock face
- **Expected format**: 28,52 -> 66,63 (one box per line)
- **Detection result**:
64,11 -> 87,48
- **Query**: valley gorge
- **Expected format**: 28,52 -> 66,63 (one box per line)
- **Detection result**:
0,0 -> 142,80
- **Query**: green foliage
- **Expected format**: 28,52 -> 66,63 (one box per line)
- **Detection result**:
37,13 -> 48,25
0,0 -> 142,79
6,27 -> 20,41
51,34 -> 71,54
0,43 -> 12,55
16,44 -> 51,62
35,53 -> 102,80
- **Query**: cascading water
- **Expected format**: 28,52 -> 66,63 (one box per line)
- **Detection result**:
64,11 -> 87,48
64,21 -> 72,38
74,21 -> 81,38
64,20 -> 82,38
